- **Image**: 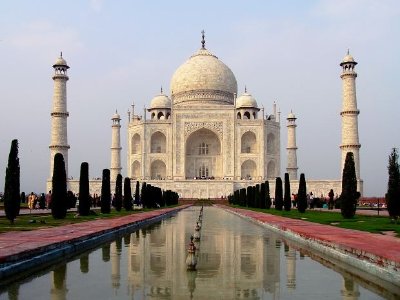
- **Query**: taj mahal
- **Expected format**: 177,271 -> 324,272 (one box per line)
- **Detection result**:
48,32 -> 362,198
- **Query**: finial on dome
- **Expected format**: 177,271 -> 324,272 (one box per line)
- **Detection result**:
244,85 -> 247,93
60,51 -> 63,58
201,30 -> 206,49
160,86 -> 163,94
347,48 -> 350,55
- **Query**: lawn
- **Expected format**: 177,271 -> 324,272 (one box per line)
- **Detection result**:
235,206 -> 400,237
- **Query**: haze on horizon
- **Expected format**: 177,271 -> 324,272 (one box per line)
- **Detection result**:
0,0 -> 399,197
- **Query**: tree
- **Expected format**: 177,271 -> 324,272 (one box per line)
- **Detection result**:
297,173 -> 307,213
341,152 -> 359,218
386,148 -> 400,221
239,188 -> 247,207
246,186 -> 253,207
260,183 -> 266,209
123,177 -> 133,211
141,182 -> 147,208
275,177 -> 283,210
284,173 -> 291,211
3,139 -> 20,224
51,153 -> 67,219
101,169 -> 111,214
134,181 -> 140,205
114,174 -> 123,211
255,184 -> 261,208
78,162 -> 90,216
265,181 -> 272,209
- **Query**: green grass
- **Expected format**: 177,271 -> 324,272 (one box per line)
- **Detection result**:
0,209 -> 149,233
233,206 -> 400,237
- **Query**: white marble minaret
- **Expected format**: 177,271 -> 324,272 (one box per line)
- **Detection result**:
49,53 -> 70,179
340,51 -> 361,179
110,111 -> 122,181
286,111 -> 298,180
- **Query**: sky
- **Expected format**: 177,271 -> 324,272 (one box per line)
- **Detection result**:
0,0 -> 399,197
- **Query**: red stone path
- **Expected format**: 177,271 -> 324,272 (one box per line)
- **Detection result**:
222,206 -> 400,271
0,206 -> 189,264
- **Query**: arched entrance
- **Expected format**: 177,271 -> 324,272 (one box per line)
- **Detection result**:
185,128 -> 221,179
241,159 -> 257,180
151,160 -> 166,180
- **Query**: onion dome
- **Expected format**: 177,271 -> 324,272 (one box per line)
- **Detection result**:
150,89 -> 171,109
170,32 -> 237,106
236,90 -> 258,109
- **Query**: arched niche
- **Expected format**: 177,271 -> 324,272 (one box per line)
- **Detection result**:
267,160 -> 275,178
131,134 -> 141,154
241,131 -> 257,153
241,159 -> 257,180
131,160 -> 140,179
267,133 -> 275,153
151,160 -> 166,179
185,128 -> 221,179
150,131 -> 166,153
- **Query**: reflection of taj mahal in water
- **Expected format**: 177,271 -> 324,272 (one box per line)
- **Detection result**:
45,208 -> 363,300
48,32 -> 362,197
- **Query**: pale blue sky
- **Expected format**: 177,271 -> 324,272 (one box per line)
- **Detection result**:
0,0 -> 399,196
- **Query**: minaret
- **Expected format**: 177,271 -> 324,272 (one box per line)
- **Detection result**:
49,52 -> 70,179
286,111 -> 298,179
340,51 -> 361,179
110,111 -> 122,181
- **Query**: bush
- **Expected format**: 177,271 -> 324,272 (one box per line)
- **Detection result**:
275,177 -> 283,210
114,174 -> 123,211
297,173 -> 307,213
123,177 -> 133,211
284,173 -> 291,211
341,152 -> 359,218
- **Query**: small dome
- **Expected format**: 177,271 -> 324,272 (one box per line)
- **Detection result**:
112,112 -> 121,120
342,54 -> 354,63
287,111 -> 296,119
150,93 -> 171,109
53,53 -> 69,68
236,92 -> 258,108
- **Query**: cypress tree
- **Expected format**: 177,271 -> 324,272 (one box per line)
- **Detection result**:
141,182 -> 147,208
78,162 -> 90,216
101,169 -> 111,214
134,180 -> 140,205
51,153 -> 67,219
265,181 -> 272,209
114,174 -> 123,211
386,148 -> 400,221
260,183 -> 266,209
4,139 -> 20,224
275,177 -> 283,210
255,184 -> 261,208
297,173 -> 307,213
284,173 -> 291,211
123,177 -> 133,211
341,152 -> 359,218
240,188 -> 246,207
246,186 -> 253,207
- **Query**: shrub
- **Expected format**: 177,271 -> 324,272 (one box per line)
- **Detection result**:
284,173 -> 291,211
123,177 -> 133,211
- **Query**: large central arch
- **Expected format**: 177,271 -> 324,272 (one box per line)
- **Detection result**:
185,128 -> 222,179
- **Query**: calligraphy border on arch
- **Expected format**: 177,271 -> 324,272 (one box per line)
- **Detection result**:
184,121 -> 223,138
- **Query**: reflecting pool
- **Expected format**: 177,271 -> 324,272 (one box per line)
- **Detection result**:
0,207 -> 397,299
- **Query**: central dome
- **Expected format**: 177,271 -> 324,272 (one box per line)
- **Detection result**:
170,47 -> 237,106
